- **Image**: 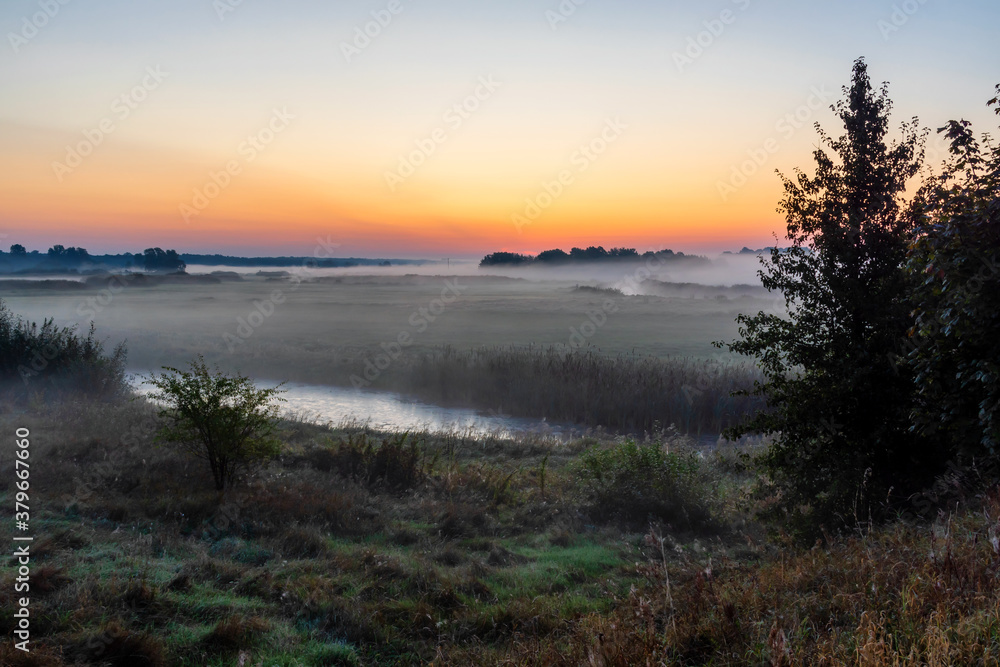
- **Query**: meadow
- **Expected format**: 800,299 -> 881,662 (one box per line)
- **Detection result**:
3,388 -> 998,665
0,263 -> 777,435
4,260 -> 996,665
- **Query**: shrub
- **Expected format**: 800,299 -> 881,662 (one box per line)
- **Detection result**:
322,432 -> 425,492
576,440 -> 717,532
147,357 -> 285,490
0,299 -> 127,400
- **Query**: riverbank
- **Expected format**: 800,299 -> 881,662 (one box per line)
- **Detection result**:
3,398 -> 997,665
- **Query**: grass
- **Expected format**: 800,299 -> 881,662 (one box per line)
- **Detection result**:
2,396 -> 998,665
483,506 -> 1000,666
398,346 -> 766,435
0,271 -> 780,394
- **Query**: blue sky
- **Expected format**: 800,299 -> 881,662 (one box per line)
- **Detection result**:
0,0 -> 997,256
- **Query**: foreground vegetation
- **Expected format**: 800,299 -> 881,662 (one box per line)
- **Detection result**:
4,398 -> 1000,665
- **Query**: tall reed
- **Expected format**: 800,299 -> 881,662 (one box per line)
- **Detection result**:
397,346 -> 765,435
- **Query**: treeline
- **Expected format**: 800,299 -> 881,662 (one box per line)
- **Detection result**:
0,245 -> 426,273
480,245 -> 705,267
0,245 -> 185,273
179,254 -> 416,268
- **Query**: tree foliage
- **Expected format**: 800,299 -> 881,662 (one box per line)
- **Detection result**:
904,89 -> 1000,458
142,247 -> 186,272
718,58 -> 932,537
147,358 -> 285,490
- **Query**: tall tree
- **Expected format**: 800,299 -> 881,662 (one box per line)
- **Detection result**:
718,58 -> 930,538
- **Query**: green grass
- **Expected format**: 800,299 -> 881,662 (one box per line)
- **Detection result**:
3,397 -> 995,665
2,398 -> 664,664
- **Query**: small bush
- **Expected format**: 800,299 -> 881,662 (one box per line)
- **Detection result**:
323,432 -> 425,492
280,525 -> 330,558
577,440 -> 718,531
147,357 -> 285,490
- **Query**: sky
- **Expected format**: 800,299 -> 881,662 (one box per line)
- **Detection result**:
0,0 -> 997,259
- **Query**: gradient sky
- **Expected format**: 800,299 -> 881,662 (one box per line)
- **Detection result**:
1,0 -> 997,258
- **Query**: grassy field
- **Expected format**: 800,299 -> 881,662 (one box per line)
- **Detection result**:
0,272 -> 780,385
0,398 -> 733,665
3,397 -> 999,666
0,271 -> 776,434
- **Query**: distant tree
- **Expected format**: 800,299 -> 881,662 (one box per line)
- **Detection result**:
904,88 -> 1000,459
65,247 -> 90,262
481,246 -> 692,268
142,248 -> 186,272
569,246 -> 608,261
479,251 -> 532,267
9,244 -> 26,256
536,249 -> 570,263
147,357 -> 285,490
44,245 -> 91,266
717,58 -> 930,538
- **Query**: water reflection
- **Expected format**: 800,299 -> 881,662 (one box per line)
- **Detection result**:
131,372 -> 572,439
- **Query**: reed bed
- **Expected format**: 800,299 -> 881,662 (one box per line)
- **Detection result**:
398,346 -> 766,435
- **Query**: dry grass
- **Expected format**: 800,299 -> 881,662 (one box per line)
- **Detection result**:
398,346 -> 765,435
472,500 -> 1000,666
4,396 -> 997,665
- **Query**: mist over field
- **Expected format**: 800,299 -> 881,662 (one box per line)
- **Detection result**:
180,251 -> 767,288
0,254 -> 778,435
